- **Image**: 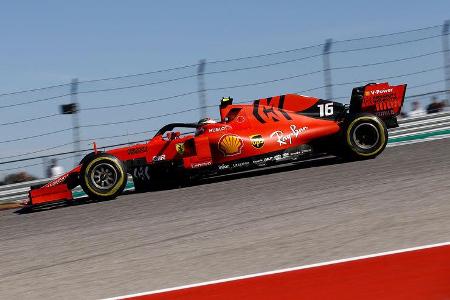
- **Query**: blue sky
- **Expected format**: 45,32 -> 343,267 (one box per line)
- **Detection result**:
0,0 -> 449,178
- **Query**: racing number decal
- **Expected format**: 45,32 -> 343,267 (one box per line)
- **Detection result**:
253,95 -> 292,124
317,103 -> 334,117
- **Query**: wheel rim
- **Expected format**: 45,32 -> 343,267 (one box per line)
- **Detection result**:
90,163 -> 118,190
352,123 -> 380,150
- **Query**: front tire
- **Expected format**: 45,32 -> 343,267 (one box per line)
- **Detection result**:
80,153 -> 127,200
342,113 -> 388,160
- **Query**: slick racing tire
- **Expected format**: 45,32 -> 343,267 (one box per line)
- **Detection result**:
343,113 -> 388,160
80,153 -> 127,200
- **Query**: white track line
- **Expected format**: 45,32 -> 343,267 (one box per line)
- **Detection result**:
102,241 -> 450,300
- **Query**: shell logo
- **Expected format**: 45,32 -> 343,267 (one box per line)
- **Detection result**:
218,134 -> 243,156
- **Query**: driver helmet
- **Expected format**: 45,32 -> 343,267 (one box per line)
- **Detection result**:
197,117 -> 217,125
196,118 -> 217,135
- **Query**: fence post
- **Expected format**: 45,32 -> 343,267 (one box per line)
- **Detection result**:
323,39 -> 333,101
443,20 -> 450,106
60,79 -> 81,166
71,79 -> 81,165
197,59 -> 207,118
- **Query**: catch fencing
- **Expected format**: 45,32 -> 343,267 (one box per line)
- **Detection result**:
390,111 -> 450,138
0,22 -> 449,179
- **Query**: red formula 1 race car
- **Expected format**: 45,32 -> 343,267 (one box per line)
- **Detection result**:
27,82 -> 406,207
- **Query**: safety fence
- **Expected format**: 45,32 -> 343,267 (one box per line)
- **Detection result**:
390,110 -> 450,138
1,111 -> 449,205
0,22 -> 449,180
0,178 -> 50,204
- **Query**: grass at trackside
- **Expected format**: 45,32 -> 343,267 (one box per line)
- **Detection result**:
0,202 -> 22,211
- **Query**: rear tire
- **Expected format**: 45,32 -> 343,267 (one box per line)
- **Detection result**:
342,113 -> 388,160
80,153 -> 127,200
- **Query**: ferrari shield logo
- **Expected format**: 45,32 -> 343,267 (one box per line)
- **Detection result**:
175,143 -> 185,155
250,134 -> 264,149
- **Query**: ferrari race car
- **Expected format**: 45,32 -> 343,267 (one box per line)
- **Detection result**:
27,82 -> 407,207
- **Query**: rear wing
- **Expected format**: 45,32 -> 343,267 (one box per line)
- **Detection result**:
349,82 -> 407,127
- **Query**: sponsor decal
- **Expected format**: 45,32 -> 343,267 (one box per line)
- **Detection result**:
218,161 -> 250,170
270,125 -> 308,146
191,161 -> 212,168
44,173 -> 70,188
218,134 -> 244,156
127,146 -> 147,155
249,134 -> 265,149
363,90 -> 401,108
232,161 -> 250,168
208,125 -> 230,133
375,109 -> 396,118
218,147 -> 314,171
252,157 -> 273,165
363,94 -> 400,108
175,143 -> 185,155
365,88 -> 393,96
133,166 -> 150,181
152,155 -> 166,161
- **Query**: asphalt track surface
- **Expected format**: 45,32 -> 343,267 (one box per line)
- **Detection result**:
0,139 -> 449,300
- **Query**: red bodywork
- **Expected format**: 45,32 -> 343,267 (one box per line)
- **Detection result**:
28,82 -> 407,206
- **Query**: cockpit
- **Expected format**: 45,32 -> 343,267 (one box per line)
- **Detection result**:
153,119 -> 224,140
154,97 -> 240,140
154,123 -> 197,140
